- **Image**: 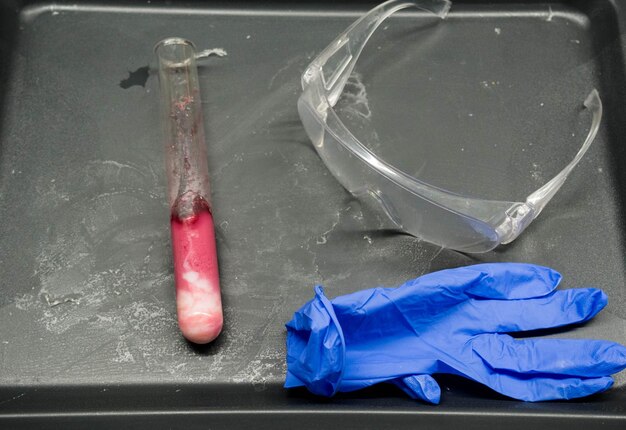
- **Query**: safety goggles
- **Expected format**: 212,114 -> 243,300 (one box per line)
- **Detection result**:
297,0 -> 602,253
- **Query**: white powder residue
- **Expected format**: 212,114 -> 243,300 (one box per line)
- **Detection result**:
114,339 -> 136,363
531,162 -> 543,182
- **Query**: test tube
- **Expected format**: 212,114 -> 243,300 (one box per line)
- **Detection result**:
155,38 -> 223,344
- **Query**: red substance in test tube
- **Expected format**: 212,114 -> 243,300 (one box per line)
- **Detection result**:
170,199 -> 223,344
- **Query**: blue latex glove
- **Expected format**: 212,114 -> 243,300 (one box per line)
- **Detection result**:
285,263 -> 626,403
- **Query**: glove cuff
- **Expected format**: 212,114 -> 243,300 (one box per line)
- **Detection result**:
285,286 -> 346,396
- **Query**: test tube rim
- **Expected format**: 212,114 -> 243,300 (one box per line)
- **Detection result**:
153,37 -> 196,53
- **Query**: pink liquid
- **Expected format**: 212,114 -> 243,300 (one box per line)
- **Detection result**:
170,202 -> 223,344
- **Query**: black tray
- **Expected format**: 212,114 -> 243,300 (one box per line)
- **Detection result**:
0,1 -> 625,428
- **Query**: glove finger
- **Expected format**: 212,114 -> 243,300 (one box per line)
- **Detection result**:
461,288 -> 607,334
459,263 -> 561,300
482,372 -> 614,401
471,333 -> 626,377
328,264 -> 562,344
331,263 -> 560,318
390,374 -> 441,404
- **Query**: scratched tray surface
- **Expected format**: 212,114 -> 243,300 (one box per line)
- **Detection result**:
0,0 -> 625,424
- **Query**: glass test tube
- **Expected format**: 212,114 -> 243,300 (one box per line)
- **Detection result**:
155,38 -> 223,344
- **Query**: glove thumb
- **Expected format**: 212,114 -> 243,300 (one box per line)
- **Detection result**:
391,374 -> 441,404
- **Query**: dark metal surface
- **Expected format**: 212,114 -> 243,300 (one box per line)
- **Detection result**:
0,0 -> 624,427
